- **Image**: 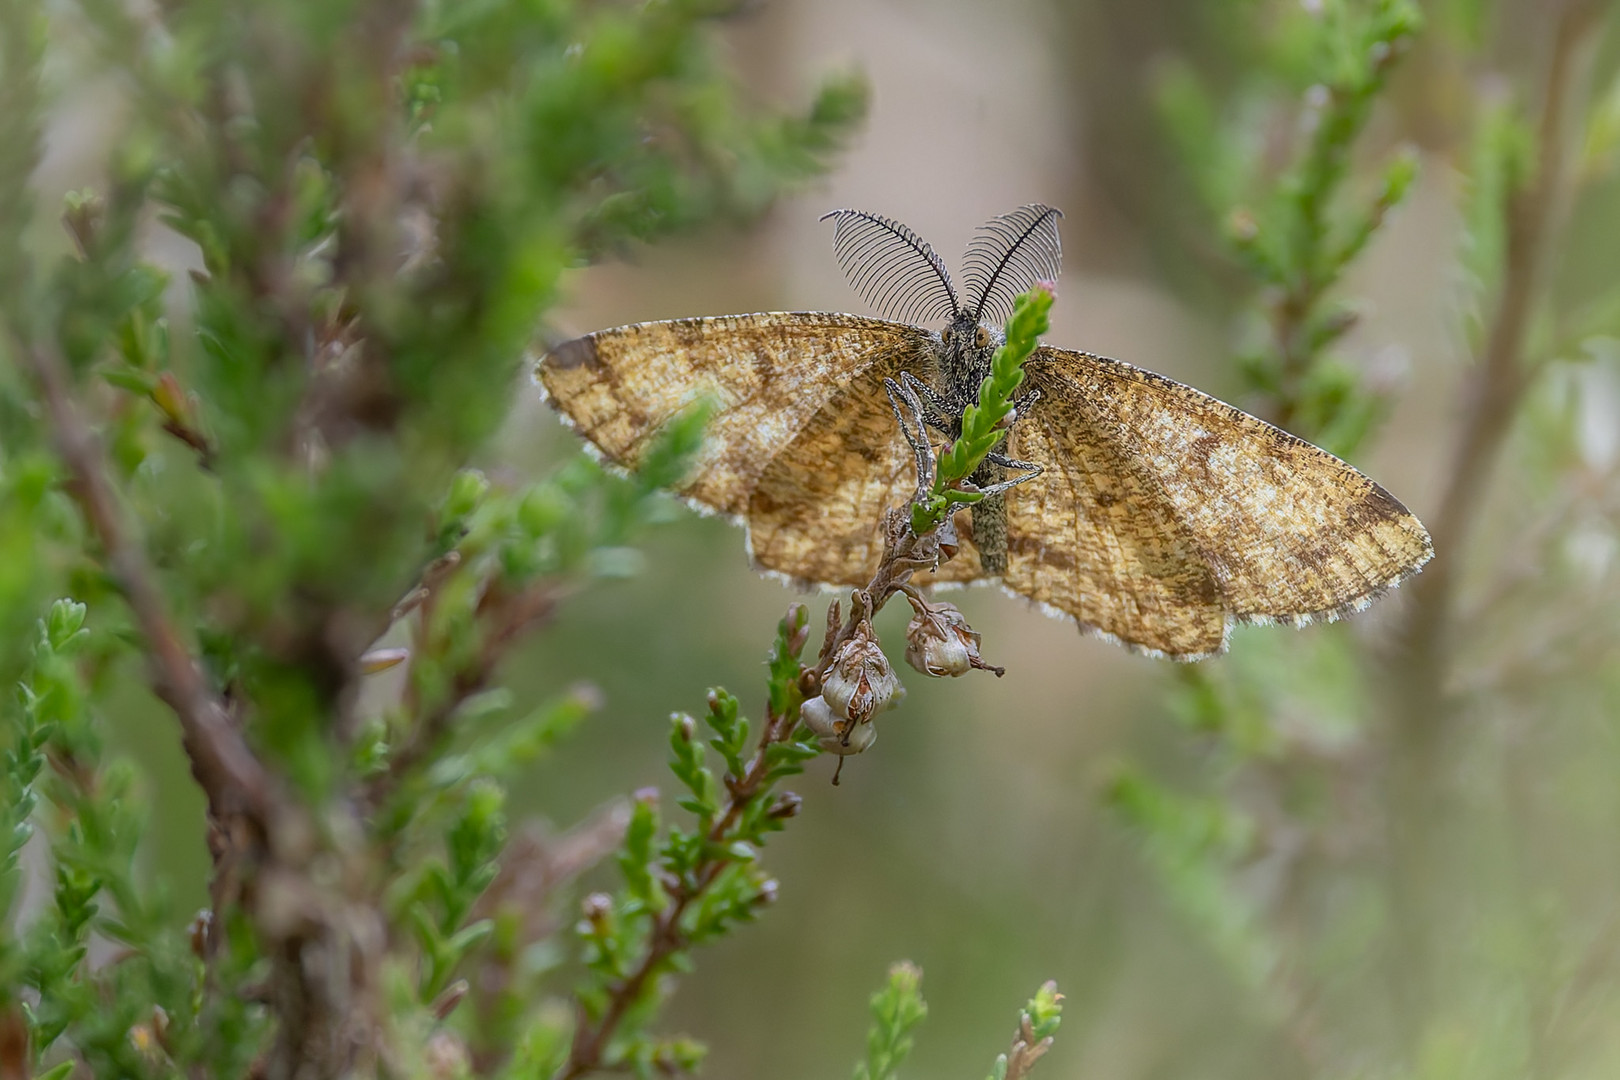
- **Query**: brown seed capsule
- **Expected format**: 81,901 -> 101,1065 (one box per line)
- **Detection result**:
821,620 -> 902,723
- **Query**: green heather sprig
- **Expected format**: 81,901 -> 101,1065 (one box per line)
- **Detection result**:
406,777 -> 505,1000
2,602 -> 89,1033
1159,0 -> 1421,454
985,980 -> 1064,1080
911,284 -> 1054,537
561,606 -> 820,1077
849,964 -> 1064,1080
1104,764 -> 1276,994
366,402 -> 713,831
854,961 -> 928,1080
2,599 -> 213,1077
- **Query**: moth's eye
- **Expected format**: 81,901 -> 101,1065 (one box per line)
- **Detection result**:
975,327 -> 990,349
941,328 -> 953,345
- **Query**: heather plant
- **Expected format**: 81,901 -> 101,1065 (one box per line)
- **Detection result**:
0,0 -> 1064,1077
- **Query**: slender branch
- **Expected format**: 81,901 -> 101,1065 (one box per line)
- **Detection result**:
814,512 -> 934,681
1381,0 -> 1603,1038
1391,0 -> 1601,703
21,339 -> 275,827
364,576 -> 563,811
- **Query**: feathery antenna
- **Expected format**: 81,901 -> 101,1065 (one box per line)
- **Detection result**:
821,209 -> 960,325
961,205 -> 1063,326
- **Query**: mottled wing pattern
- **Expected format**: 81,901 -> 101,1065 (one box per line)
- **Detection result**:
537,312 -> 939,581
1001,375 -> 1228,658
747,359 -> 991,586
1027,346 -> 1433,632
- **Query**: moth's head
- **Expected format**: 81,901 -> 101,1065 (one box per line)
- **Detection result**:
939,312 -> 1003,368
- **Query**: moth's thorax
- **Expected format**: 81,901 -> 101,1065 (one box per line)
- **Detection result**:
936,314 -> 1003,405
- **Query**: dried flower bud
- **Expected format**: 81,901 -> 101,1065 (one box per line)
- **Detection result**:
797,666 -> 821,697
801,695 -> 838,739
821,620 -> 902,722
801,697 -> 878,756
784,602 -> 810,655
832,721 -> 878,755
359,647 -> 409,675
425,1030 -> 471,1080
903,599 -> 1003,677
152,372 -> 194,429
188,909 -> 213,958
767,792 -> 803,819
432,979 -> 470,1020
581,892 -> 613,935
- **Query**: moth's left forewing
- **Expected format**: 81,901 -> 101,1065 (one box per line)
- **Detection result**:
540,312 -> 956,588
1028,346 -> 1432,626
538,312 -> 934,519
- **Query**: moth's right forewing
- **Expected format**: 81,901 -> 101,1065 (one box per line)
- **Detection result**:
537,312 -> 937,518
1031,346 -> 1432,626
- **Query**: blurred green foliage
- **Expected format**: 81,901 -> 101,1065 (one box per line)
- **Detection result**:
855,961 -> 928,1080
1105,0 -> 1620,1077
1156,0 -> 1423,454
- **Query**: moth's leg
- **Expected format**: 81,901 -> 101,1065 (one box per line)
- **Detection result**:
974,390 -> 1043,498
884,377 -> 937,498
899,372 -> 957,436
976,453 -> 1044,496
1005,387 -> 1043,427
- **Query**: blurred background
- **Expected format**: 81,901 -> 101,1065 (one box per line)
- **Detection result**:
45,0 -> 1620,1075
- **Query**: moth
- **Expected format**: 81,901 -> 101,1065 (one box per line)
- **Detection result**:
536,205 -> 1432,659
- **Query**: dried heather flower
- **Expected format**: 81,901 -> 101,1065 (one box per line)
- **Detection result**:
821,619 -> 902,722
801,697 -> 879,755
903,597 -> 1002,677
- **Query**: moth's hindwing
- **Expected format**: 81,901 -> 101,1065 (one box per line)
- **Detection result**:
1002,365 -> 1227,659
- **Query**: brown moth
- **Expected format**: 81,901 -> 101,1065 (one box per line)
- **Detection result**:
536,206 -> 1432,660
